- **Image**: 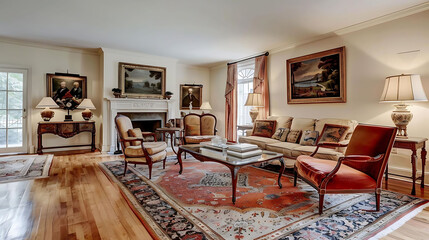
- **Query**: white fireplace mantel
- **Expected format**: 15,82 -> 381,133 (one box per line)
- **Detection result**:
105,97 -> 175,152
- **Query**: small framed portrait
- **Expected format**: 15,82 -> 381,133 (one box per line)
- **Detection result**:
286,46 -> 346,104
46,73 -> 87,109
119,62 -> 166,98
180,84 -> 203,110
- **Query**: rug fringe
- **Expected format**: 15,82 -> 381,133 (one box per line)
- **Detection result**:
369,202 -> 429,240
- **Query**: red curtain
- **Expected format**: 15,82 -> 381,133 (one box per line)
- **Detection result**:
253,55 -> 269,119
225,63 -> 237,142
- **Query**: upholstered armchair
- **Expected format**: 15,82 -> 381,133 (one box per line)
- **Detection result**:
182,113 -> 217,144
115,114 -> 167,179
294,124 -> 397,214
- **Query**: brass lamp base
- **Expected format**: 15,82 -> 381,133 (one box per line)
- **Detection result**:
249,108 -> 259,123
391,104 -> 413,138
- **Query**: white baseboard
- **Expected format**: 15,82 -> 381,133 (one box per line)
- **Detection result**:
387,165 -> 429,186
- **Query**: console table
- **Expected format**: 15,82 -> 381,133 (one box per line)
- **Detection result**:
385,137 -> 427,195
37,121 -> 96,154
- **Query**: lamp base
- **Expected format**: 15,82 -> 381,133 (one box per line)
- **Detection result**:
249,108 -> 259,123
40,109 -> 55,121
391,104 -> 413,138
64,115 -> 73,121
82,110 -> 93,121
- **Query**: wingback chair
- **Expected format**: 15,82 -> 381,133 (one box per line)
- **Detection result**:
294,124 -> 397,214
115,114 -> 167,179
182,113 -> 217,144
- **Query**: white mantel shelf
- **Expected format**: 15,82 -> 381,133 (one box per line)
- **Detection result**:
105,97 -> 175,152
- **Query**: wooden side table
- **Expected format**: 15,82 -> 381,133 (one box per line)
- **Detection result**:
156,127 -> 182,154
37,121 -> 96,154
385,137 -> 427,195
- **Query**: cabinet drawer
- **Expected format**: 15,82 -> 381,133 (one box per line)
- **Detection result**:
79,123 -> 94,131
39,124 -> 57,133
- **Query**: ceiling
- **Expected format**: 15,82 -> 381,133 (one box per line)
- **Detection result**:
0,0 -> 427,67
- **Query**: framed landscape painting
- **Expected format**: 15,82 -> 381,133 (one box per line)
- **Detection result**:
118,62 -> 166,98
286,46 -> 346,104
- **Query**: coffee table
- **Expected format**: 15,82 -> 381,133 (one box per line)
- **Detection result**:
177,144 -> 285,204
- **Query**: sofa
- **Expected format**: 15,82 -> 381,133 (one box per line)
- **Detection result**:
239,116 -> 358,168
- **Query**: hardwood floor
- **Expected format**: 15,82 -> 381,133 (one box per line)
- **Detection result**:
0,151 -> 428,239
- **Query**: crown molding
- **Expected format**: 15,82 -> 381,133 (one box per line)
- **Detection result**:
0,36 -> 100,55
334,2 -> 429,35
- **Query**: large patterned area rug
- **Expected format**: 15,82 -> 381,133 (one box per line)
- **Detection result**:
100,159 -> 428,240
0,154 -> 53,183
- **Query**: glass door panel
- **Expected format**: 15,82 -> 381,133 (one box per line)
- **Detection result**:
0,69 -> 27,153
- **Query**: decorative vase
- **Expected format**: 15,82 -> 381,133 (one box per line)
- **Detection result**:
391,104 -> 413,138
113,92 -> 121,98
166,95 -> 172,100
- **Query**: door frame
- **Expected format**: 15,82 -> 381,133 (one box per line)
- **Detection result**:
0,67 -> 30,154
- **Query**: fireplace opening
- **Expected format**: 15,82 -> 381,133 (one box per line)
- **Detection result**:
119,112 -> 166,141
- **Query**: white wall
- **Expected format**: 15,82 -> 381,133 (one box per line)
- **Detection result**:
100,48 -> 210,151
0,40 -> 102,153
210,10 -> 429,181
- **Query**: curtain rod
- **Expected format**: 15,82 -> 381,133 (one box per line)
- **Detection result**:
227,52 -> 269,66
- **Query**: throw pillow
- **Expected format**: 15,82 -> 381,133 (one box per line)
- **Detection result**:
271,128 -> 290,141
286,130 -> 302,143
299,130 -> 319,146
318,124 -> 350,144
185,124 -> 201,136
252,120 -> 277,138
128,128 -> 143,146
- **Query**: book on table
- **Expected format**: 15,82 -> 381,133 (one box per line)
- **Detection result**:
227,143 -> 259,153
226,149 -> 262,158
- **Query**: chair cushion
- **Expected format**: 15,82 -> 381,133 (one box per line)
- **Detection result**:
125,150 -> 167,163
239,136 -> 280,149
295,155 -> 376,190
185,135 -> 215,144
125,142 -> 167,157
265,142 -> 301,158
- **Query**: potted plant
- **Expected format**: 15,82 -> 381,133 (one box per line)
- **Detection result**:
112,88 -> 122,98
165,91 -> 173,100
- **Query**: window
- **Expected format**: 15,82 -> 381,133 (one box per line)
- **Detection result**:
237,64 -> 254,127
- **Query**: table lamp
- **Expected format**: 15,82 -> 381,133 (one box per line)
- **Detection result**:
380,74 -> 427,138
245,93 -> 263,123
36,97 -> 58,121
77,99 -> 96,120
200,101 -> 212,114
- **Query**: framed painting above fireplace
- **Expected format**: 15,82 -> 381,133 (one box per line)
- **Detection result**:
286,46 -> 346,104
118,62 -> 166,99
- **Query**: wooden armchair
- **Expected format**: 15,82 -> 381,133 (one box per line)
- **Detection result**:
294,124 -> 397,214
182,113 -> 217,145
115,114 -> 167,179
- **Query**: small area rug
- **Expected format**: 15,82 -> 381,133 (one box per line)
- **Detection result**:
0,154 -> 53,183
100,158 -> 428,240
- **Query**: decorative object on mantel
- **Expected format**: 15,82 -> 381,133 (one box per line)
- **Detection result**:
112,88 -> 122,98
286,46 -> 346,104
118,62 -> 166,99
46,72 -> 87,109
164,91 -> 173,100
380,74 -> 428,138
180,84 -> 202,110
77,99 -> 96,120
165,119 -> 174,128
36,97 -> 58,121
245,93 -> 263,123
200,101 -> 212,114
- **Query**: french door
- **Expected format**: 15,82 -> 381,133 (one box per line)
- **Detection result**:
0,68 -> 27,153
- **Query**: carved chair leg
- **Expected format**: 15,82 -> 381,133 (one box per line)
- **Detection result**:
123,161 -> 128,176
376,192 -> 381,211
148,163 -> 152,179
293,168 -> 298,187
319,194 -> 325,215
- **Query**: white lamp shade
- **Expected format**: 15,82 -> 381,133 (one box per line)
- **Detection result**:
245,93 -> 264,107
200,102 -> 212,110
77,99 -> 96,109
36,97 -> 58,109
380,74 -> 428,102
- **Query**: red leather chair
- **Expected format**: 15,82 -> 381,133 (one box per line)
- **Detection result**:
294,124 -> 397,214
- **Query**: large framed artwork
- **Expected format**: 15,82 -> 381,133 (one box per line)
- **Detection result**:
118,62 -> 166,98
286,46 -> 346,104
47,73 -> 87,109
180,84 -> 202,110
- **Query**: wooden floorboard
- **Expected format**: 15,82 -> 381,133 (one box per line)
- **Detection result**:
0,151 -> 428,239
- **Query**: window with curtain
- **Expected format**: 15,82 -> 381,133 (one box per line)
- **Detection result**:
237,64 -> 254,127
